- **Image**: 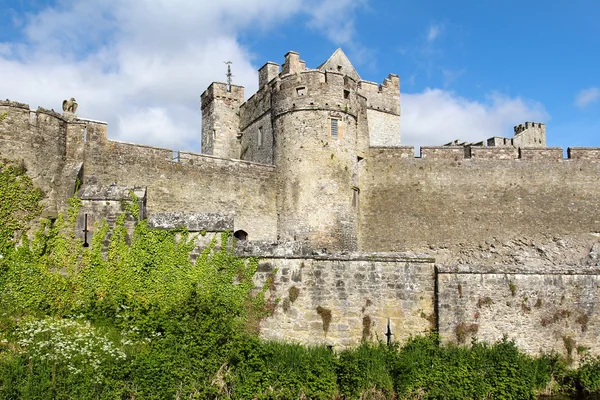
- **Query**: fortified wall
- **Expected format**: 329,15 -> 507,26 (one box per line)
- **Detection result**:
2,48 -> 600,360
0,99 -> 278,242
360,145 -> 600,253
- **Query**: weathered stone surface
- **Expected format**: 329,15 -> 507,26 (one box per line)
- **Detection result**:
148,212 -> 233,232
437,266 -> 600,362
360,153 -> 600,253
255,255 -> 435,349
79,185 -> 146,201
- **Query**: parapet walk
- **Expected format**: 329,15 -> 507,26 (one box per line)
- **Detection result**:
372,146 -> 600,161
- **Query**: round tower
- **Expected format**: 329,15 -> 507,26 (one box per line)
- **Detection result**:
271,60 -> 365,252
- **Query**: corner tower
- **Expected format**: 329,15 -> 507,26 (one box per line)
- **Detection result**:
201,82 -> 244,158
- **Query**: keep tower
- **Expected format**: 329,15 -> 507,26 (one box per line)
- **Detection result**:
201,48 -> 401,251
270,50 -> 370,251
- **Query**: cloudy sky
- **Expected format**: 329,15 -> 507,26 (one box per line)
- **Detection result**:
1,0 -> 598,152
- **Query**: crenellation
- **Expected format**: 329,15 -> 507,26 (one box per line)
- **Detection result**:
0,99 -> 30,109
420,146 -> 465,160
519,147 -> 563,161
258,61 -> 280,88
281,51 -> 303,75
470,146 -> 517,160
487,136 -> 513,147
567,147 -> 600,161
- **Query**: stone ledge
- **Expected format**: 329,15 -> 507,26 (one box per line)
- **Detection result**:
147,212 -> 233,232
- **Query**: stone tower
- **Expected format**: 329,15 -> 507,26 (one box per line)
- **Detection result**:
202,49 -> 401,251
200,82 -> 244,158
513,122 -> 546,147
269,50 -> 370,251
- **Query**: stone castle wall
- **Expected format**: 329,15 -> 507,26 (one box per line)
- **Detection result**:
254,255 -> 435,348
360,146 -> 600,252
0,101 -> 78,215
81,137 -> 278,241
0,100 -> 278,242
270,69 -> 367,251
437,265 -> 600,362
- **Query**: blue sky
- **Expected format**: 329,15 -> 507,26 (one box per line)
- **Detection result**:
1,0 -> 598,151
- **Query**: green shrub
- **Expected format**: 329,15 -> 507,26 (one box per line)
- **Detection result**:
336,342 -> 394,399
579,355 -> 600,393
390,335 -> 550,400
231,340 -> 337,399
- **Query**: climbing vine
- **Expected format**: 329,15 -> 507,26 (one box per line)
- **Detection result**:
0,159 -> 44,256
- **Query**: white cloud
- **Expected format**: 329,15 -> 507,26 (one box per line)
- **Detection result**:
575,87 -> 600,108
427,24 -> 441,43
401,89 -> 549,146
0,0 -> 360,152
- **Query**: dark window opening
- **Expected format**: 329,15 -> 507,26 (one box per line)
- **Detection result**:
82,214 -> 90,247
344,90 -> 350,99
296,86 -> 306,96
234,230 -> 248,241
337,65 -> 342,72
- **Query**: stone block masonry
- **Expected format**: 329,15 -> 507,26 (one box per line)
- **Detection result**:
254,254 -> 435,348
360,149 -> 600,253
437,265 -> 600,362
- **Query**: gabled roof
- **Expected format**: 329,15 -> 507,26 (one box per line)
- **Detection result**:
317,48 -> 361,81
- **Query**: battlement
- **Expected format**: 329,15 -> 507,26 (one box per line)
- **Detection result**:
270,68 -> 362,120
281,51 -> 306,75
0,99 -> 30,110
258,61 -> 280,88
514,121 -> 545,135
376,146 -> 600,161
200,82 -> 244,110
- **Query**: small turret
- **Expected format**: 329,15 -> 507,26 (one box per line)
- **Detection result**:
513,122 -> 546,147
200,82 -> 244,158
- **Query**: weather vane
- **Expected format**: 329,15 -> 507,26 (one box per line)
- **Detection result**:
224,61 -> 233,91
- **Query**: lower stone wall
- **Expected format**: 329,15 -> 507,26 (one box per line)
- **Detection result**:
437,265 -> 600,361
255,255 -> 435,348
255,258 -> 600,358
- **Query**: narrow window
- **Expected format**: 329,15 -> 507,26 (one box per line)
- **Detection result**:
258,126 -> 263,147
82,214 -> 90,247
331,118 -> 339,139
344,89 -> 350,99
337,65 -> 342,72
212,129 -> 216,140
352,187 -> 360,208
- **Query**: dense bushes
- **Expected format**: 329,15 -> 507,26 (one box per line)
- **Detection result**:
1,159 -> 599,399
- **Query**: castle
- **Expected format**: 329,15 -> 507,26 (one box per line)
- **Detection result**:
2,49 -> 600,357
